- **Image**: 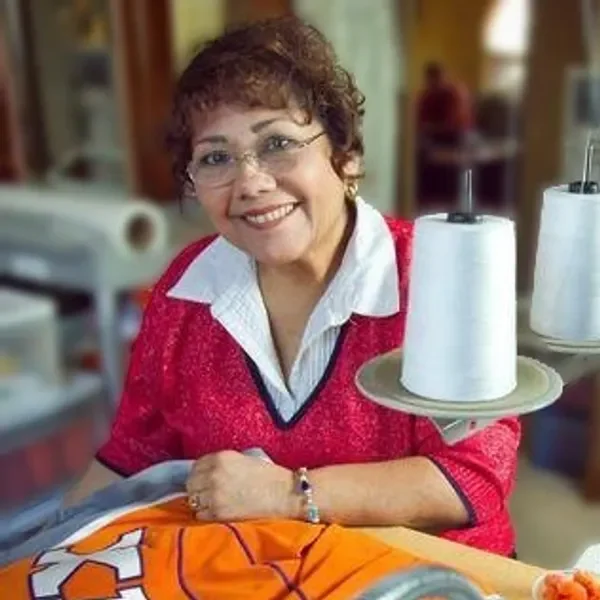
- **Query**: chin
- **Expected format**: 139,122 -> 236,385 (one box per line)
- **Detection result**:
253,249 -> 306,267
251,240 -> 311,267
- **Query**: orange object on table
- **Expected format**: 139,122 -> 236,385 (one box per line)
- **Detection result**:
539,570 -> 600,600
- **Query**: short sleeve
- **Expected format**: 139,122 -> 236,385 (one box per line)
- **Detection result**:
95,289 -> 182,476
413,416 -> 521,526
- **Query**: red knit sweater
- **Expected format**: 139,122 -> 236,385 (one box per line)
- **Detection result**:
97,218 -> 520,557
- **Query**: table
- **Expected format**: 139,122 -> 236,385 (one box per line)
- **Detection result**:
362,525 -> 545,599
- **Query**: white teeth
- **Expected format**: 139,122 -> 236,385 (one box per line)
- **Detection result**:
245,204 -> 295,225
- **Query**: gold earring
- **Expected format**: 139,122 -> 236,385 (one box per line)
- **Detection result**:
345,181 -> 358,202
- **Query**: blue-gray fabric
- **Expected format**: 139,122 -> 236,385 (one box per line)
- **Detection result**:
0,460 -> 193,567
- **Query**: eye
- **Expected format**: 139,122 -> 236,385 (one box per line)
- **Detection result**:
197,150 -> 232,167
262,135 -> 298,153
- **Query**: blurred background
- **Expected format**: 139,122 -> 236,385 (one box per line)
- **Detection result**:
1,0 -> 600,569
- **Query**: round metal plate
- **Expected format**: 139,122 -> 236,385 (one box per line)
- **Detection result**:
528,329 -> 600,355
355,350 -> 563,419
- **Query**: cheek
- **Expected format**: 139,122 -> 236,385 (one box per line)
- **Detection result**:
281,157 -> 345,207
196,188 -> 231,221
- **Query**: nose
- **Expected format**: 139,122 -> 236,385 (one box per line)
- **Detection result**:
232,159 -> 277,200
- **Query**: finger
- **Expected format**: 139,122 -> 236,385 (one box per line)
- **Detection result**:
187,464 -> 223,496
193,450 -> 239,474
185,476 -> 213,497
191,494 -> 220,521
193,452 -> 221,472
185,464 -> 215,494
193,506 -> 214,521
187,491 -> 211,512
189,459 -> 218,485
191,462 -> 215,480
185,475 -> 214,495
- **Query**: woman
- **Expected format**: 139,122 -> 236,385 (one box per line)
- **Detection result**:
68,16 -> 520,557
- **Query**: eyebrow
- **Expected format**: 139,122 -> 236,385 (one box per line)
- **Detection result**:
193,118 -> 287,146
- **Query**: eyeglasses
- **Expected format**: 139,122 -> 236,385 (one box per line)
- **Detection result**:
187,131 -> 326,188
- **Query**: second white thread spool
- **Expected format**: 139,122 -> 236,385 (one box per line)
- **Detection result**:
530,185 -> 600,342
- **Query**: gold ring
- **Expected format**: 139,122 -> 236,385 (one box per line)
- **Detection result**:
188,494 -> 201,509
188,494 -> 211,512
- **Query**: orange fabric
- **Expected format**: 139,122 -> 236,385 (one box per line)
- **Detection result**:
0,497 -> 492,599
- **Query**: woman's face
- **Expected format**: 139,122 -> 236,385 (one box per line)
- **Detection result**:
189,104 -> 354,266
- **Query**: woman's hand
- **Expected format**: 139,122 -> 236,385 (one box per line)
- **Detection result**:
186,450 -> 298,522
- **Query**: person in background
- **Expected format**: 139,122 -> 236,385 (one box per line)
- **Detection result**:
66,17 -> 520,557
416,62 -> 475,210
417,62 -> 473,138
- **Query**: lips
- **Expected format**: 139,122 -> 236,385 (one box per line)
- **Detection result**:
242,203 -> 298,225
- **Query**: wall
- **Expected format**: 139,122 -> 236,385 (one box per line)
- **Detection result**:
170,0 -> 225,72
225,0 -> 291,26
410,0 -> 494,92
518,0 -> 585,290
399,0 -> 495,215
28,0 -> 80,172
0,23 -> 25,180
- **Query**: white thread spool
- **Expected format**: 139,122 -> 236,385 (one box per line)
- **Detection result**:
530,185 -> 600,341
401,214 -> 517,402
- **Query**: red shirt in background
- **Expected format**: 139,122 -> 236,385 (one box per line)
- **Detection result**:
417,81 -> 474,136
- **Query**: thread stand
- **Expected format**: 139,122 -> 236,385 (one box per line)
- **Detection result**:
568,132 -> 599,194
446,169 -> 482,224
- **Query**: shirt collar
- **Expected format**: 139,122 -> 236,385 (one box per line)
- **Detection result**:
166,197 -> 400,318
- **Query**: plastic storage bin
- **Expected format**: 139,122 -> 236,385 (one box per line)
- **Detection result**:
0,288 -> 106,542
0,374 -> 105,546
0,286 -> 61,388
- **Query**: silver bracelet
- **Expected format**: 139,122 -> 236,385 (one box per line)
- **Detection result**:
296,467 -> 320,524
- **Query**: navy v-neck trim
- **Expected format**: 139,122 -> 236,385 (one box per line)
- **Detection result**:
243,322 -> 350,430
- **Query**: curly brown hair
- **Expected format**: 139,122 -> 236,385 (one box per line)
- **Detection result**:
166,16 -> 366,199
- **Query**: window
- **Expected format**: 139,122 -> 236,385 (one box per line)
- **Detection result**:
484,0 -> 530,57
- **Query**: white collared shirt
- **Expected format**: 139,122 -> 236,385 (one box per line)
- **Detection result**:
167,198 -> 400,423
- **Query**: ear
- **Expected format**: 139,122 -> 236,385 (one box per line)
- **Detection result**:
342,153 -> 363,180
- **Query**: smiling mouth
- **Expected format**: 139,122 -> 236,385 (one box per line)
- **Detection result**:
241,203 -> 299,227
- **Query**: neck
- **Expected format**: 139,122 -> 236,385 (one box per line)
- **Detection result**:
258,204 -> 355,290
